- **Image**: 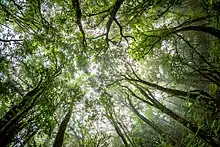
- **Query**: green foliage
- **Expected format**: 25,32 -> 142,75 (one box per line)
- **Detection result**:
0,0 -> 220,146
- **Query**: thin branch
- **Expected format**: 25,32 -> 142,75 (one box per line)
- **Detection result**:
86,8 -> 111,17
37,0 -> 50,26
114,18 -> 135,44
0,39 -> 23,42
72,0 -> 86,50
106,0 -> 125,44
141,37 -> 161,58
175,33 -> 214,68
154,0 -> 176,20
120,85 -> 154,106
172,15 -> 213,30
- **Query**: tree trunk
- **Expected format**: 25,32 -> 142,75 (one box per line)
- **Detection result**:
112,121 -> 129,147
126,77 -> 202,100
126,76 -> 216,109
136,85 -> 220,147
0,90 -> 43,146
53,105 -> 73,147
105,108 -> 129,146
0,81 -> 42,129
174,26 -> 220,39
127,98 -> 177,146
117,120 -> 136,147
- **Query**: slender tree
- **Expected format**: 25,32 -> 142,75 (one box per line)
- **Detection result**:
53,104 -> 73,147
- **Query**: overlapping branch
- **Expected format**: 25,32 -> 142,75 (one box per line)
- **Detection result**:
72,0 -> 86,49
105,0 -> 134,46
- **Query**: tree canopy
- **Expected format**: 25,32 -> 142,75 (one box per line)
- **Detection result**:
0,0 -> 220,146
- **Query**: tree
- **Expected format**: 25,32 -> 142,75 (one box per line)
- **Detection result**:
1,0 -> 220,146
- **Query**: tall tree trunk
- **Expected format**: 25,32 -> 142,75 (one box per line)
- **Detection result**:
0,90 -> 43,146
117,120 -> 136,147
127,97 -> 177,146
112,121 -> 129,147
0,79 -> 42,129
136,85 -> 220,147
105,108 -> 129,146
102,92 -> 130,146
125,76 -> 213,106
53,105 -> 73,147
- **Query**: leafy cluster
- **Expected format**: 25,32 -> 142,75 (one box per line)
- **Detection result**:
0,0 -> 220,147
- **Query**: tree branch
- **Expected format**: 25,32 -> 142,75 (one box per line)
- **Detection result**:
106,0 -> 125,44
0,39 -> 23,42
72,0 -> 86,49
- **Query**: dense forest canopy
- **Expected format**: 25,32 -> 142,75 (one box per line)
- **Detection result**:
0,0 -> 220,146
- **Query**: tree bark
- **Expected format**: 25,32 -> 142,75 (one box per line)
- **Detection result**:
127,98 -> 177,146
136,85 -> 220,147
106,0 -> 125,40
125,75 -> 215,108
0,79 -> 42,129
112,121 -> 129,147
126,77 -> 200,100
53,105 -> 73,147
174,26 -> 220,39
0,90 -> 43,146
105,108 -> 129,146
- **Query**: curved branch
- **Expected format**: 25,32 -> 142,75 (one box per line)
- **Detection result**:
114,18 -> 135,44
72,0 -> 86,49
174,26 -> 220,39
106,0 -> 125,42
120,85 -> 153,106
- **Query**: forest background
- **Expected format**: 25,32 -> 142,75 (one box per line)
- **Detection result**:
0,0 -> 220,146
